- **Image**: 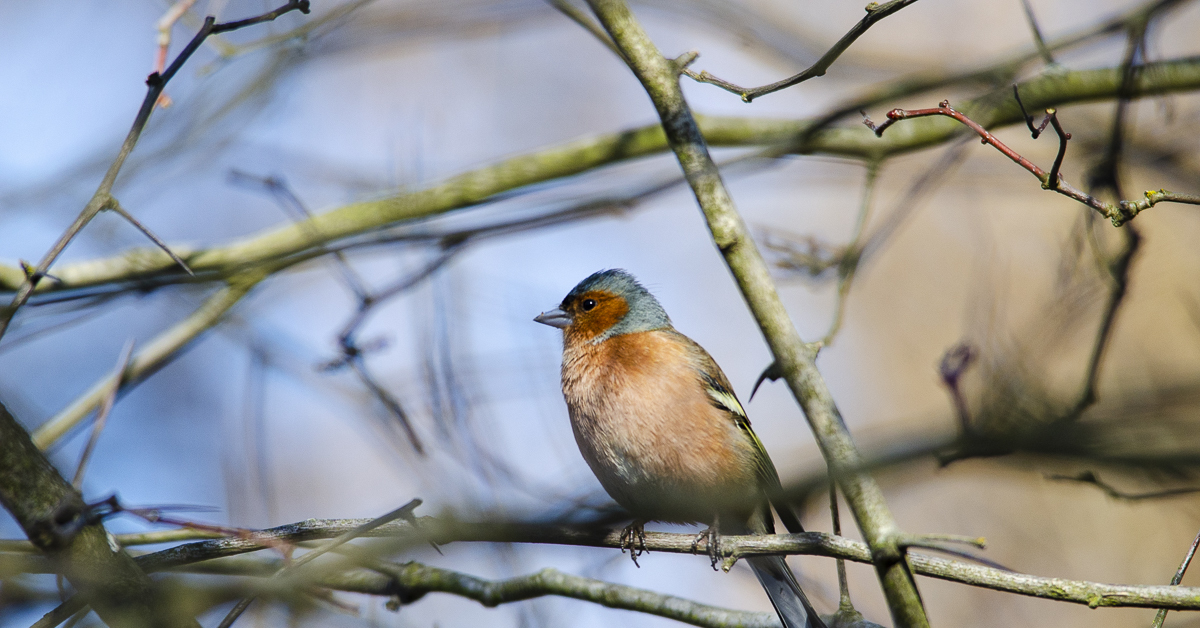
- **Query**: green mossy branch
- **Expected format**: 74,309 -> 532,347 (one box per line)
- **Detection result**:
3,57 -> 1199,296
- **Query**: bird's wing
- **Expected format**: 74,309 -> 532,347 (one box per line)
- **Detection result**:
671,330 -> 805,533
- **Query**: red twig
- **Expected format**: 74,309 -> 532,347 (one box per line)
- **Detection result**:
859,100 -> 1189,224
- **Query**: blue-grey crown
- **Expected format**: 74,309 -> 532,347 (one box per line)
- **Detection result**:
566,269 -> 672,340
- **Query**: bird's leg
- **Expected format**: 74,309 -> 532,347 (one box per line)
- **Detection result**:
690,514 -> 722,571
619,519 -> 648,567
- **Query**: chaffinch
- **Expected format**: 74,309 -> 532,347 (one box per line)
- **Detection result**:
535,269 -> 826,628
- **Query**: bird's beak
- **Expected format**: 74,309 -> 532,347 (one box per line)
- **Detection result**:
534,307 -> 572,329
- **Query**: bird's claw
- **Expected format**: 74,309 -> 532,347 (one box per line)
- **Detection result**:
619,520 -> 648,567
691,525 -> 721,571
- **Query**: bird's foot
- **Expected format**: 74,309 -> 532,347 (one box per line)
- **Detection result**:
690,518 -> 721,571
619,520 -> 648,567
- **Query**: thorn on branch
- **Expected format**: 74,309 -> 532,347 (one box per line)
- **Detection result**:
748,361 -> 782,402
106,200 -> 194,276
19,261 -> 61,286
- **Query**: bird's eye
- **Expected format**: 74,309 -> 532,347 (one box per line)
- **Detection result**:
581,298 -> 597,312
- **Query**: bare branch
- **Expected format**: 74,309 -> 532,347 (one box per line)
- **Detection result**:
78,517 -> 1200,612
0,402 -> 199,627
1152,526 -> 1200,628
584,0 -> 929,624
863,99 -> 1200,225
32,276 -> 264,449
216,499 -> 422,628
683,0 -> 920,102
0,0 -> 310,343
107,200 -> 194,276
1047,471 -> 1200,501
5,57 -> 1200,299
1019,0 -> 1055,65
71,339 -> 135,489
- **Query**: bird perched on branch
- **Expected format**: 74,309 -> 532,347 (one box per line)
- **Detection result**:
535,269 -> 826,628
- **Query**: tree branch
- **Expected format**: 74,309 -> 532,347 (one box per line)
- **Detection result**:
4,57 -> 1200,299
863,99 -> 1200,225
582,0 -> 928,625
683,0 -> 920,102
16,517 -> 1200,611
32,275 -> 264,449
0,401 -> 199,627
0,0 -> 311,343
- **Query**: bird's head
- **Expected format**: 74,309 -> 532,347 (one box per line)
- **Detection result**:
534,269 -> 671,343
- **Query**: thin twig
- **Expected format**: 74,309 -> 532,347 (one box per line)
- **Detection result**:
227,171 -> 369,298
1019,0 -> 1055,65
32,276 -> 264,449
1047,471 -> 1200,501
586,0 -> 929,625
829,485 -> 852,614
216,499 -> 422,628
1151,526 -> 1200,628
862,100 -> 1200,225
107,200 -> 194,276
822,160 -> 880,346
152,0 -> 200,108
29,595 -> 88,628
683,0 -> 920,102
71,340 -> 135,489
1063,226 -> 1139,420
0,0 -> 310,343
545,0 -> 625,60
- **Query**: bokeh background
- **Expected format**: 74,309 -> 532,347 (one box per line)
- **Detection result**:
3,0 -> 1200,626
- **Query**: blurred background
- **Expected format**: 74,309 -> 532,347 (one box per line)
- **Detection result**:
3,0 -> 1200,626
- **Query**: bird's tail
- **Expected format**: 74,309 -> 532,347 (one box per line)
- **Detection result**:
748,554 -> 827,628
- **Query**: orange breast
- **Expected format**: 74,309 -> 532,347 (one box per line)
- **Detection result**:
560,330 -> 760,522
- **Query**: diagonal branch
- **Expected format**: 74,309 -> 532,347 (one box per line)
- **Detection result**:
582,0 -> 929,626
71,339 -> 135,489
32,275 -> 264,450
0,0 -> 311,343
683,0 -> 920,102
107,199 -> 194,276
0,401 -> 200,628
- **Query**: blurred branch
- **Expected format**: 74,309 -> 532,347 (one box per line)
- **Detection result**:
546,0 -> 624,60
1019,0 -> 1055,66
584,0 -> 928,626
863,99 -> 1200,225
795,0 -> 1192,144
3,57 -> 1200,297
34,516 -> 1200,611
0,0 -> 311,343
0,400 -> 199,628
32,275 -> 264,449
1064,226 -> 1140,420
1046,471 -> 1200,501
71,339 -> 135,489
823,160 -> 880,346
216,499 -> 422,628
682,0 -> 920,102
